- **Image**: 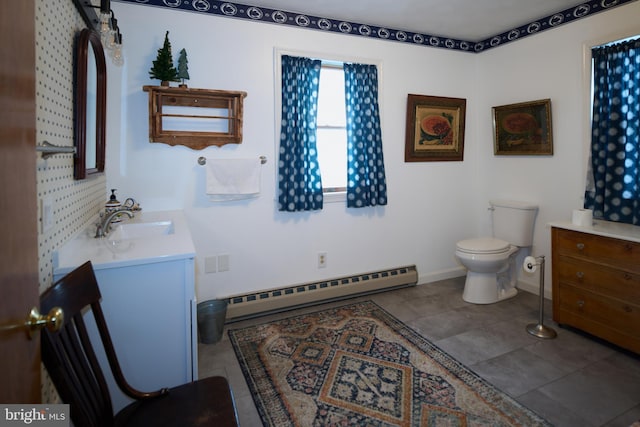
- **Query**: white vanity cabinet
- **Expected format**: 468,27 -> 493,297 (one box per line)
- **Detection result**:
53,210 -> 197,413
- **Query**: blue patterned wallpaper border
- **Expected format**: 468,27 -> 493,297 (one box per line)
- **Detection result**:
116,0 -> 638,53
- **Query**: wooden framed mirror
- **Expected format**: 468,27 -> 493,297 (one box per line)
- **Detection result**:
74,29 -> 106,180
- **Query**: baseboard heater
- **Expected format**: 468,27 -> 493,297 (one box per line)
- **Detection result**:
224,265 -> 418,322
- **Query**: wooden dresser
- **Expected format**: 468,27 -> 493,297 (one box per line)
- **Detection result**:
551,222 -> 640,354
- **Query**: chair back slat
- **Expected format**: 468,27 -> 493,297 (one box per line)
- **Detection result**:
73,312 -> 112,412
51,322 -> 106,426
41,261 -> 116,427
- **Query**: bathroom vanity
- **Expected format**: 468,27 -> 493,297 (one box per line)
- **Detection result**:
550,221 -> 640,354
53,210 -> 197,412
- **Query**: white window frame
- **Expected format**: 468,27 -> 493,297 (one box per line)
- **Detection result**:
316,62 -> 347,195
273,48 -> 383,204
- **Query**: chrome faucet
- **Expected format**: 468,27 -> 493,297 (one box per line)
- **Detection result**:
95,209 -> 134,238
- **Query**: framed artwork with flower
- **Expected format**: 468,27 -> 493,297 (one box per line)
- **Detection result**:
405,94 -> 466,162
492,99 -> 553,155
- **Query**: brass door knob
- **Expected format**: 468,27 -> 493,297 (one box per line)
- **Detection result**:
26,307 -> 64,338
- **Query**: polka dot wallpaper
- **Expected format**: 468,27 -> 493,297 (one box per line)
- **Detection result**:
35,0 -> 107,402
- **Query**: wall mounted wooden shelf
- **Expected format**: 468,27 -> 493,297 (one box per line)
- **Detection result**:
143,85 -> 247,150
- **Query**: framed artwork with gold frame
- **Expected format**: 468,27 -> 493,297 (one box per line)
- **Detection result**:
405,94 -> 466,162
493,99 -> 553,155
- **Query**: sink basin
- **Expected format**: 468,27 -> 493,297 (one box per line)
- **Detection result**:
108,220 -> 174,240
54,211 -> 195,273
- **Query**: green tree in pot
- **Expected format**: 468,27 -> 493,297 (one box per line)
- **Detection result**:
177,48 -> 189,88
149,31 -> 179,86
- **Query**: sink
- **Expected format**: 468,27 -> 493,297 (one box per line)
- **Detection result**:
108,220 -> 174,240
54,210 -> 195,274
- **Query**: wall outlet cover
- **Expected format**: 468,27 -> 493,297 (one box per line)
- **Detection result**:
41,196 -> 54,233
218,254 -> 230,272
204,256 -> 217,274
318,252 -> 327,268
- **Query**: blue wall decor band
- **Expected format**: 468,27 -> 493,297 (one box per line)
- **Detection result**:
116,0 -> 638,53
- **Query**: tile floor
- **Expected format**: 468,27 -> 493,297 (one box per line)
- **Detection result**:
198,277 -> 640,427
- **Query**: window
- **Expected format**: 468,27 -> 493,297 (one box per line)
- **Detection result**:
276,52 -> 387,212
584,36 -> 640,224
316,63 -> 347,193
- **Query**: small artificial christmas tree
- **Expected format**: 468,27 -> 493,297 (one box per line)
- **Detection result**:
149,31 -> 179,85
177,48 -> 190,88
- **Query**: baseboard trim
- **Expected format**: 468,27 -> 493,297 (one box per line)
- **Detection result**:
418,266 -> 466,285
517,278 -> 552,300
418,266 -> 553,301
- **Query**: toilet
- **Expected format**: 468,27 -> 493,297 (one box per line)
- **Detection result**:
455,200 -> 538,304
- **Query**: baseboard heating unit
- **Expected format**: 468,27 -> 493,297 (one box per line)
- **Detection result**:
224,265 -> 418,322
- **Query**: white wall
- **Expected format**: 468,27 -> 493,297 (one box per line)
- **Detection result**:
475,3 -> 640,295
108,2 -> 640,301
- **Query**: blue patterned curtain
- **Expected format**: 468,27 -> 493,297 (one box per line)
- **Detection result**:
585,38 -> 640,224
278,55 -> 323,212
343,63 -> 388,208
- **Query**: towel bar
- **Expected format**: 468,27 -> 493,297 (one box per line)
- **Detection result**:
198,156 -> 266,166
36,141 -> 76,159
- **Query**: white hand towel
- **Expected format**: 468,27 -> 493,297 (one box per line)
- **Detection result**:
206,158 -> 261,201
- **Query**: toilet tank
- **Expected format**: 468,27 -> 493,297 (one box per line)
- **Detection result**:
490,199 -> 538,247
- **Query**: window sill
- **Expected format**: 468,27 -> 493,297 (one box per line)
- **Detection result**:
323,191 -> 346,203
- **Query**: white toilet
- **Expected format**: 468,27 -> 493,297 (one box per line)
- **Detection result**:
455,200 -> 538,304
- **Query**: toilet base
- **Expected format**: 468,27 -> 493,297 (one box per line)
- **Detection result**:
462,271 -> 518,304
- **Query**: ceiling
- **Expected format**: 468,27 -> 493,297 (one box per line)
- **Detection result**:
117,0 -> 636,52
237,0 -> 587,42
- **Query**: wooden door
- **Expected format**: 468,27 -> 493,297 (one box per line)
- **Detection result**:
0,0 -> 40,403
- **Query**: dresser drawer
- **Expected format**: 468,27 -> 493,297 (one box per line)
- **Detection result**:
555,255 -> 640,305
553,228 -> 640,273
556,283 -> 640,339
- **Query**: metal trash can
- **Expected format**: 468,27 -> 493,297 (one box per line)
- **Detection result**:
197,299 -> 228,344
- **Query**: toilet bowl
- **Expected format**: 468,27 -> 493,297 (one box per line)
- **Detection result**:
455,200 -> 538,305
456,238 -> 519,304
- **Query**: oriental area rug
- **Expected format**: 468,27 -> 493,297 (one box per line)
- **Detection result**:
228,301 -> 551,427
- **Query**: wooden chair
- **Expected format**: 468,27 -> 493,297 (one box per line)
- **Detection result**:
40,261 -> 239,427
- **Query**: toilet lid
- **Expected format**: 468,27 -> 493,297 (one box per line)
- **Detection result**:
456,237 -> 510,254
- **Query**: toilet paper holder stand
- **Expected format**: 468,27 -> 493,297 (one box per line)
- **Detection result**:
524,255 -> 557,339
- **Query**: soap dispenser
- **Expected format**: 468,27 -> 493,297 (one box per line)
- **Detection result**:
105,189 -> 122,217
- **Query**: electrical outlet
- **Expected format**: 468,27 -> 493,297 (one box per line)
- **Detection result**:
318,252 -> 327,268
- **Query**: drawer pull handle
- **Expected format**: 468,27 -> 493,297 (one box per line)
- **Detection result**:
624,273 -> 632,281
576,243 -> 585,250
624,306 -> 632,313
625,243 -> 633,252
577,300 -> 585,308
576,271 -> 584,279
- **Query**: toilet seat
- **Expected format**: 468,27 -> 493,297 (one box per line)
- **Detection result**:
456,237 -> 510,254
